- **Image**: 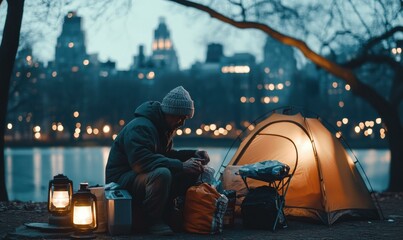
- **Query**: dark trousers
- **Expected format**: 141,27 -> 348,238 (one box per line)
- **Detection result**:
125,167 -> 198,230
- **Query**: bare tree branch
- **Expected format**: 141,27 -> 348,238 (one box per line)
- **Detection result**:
347,0 -> 372,36
363,26 -> 403,53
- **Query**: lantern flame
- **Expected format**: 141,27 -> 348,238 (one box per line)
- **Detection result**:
73,205 -> 93,225
52,190 -> 70,208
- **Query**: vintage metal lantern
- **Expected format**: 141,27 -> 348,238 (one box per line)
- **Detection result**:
48,174 -> 73,226
72,183 -> 98,238
25,174 -> 73,231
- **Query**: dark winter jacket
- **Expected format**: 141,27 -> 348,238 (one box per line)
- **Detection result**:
105,101 -> 196,186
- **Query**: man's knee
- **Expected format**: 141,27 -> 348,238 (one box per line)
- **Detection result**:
147,167 -> 172,186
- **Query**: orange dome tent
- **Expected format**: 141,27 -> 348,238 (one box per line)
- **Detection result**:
222,112 -> 381,225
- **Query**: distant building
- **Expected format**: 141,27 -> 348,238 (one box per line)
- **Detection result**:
55,11 -> 89,70
133,45 -> 147,69
221,53 -> 258,127
151,17 -> 179,71
206,43 -> 223,63
261,37 -> 297,107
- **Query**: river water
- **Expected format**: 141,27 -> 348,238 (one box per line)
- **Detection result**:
4,147 -> 390,202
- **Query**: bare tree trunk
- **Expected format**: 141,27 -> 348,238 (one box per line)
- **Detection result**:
385,110 -> 403,191
0,0 -> 25,201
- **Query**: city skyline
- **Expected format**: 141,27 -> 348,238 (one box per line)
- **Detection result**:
78,0 -> 266,70
0,0 -> 266,70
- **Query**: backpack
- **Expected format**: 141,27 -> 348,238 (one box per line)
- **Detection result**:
183,183 -> 228,234
241,186 -> 281,230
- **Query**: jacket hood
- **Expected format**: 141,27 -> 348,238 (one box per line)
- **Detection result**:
134,101 -> 168,131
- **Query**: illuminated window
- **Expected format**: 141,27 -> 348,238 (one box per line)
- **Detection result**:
165,39 -> 172,49
332,82 -> 338,88
33,126 -> 41,133
147,72 -> 155,79
86,126 -> 93,135
158,39 -> 164,49
103,125 -> 111,133
263,97 -> 270,104
34,132 -> 41,139
218,128 -> 225,134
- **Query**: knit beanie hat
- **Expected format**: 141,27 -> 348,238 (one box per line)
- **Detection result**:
161,86 -> 195,118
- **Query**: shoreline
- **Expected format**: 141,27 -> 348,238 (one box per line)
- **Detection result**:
4,137 -> 389,149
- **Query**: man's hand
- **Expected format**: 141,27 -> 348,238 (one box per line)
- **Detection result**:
183,158 -> 203,175
195,150 -> 210,165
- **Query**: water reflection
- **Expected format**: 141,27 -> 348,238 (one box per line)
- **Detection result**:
33,148 -> 42,201
5,147 -> 389,202
352,149 -> 390,192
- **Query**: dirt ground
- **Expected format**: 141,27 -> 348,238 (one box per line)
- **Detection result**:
1,192 -> 402,239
